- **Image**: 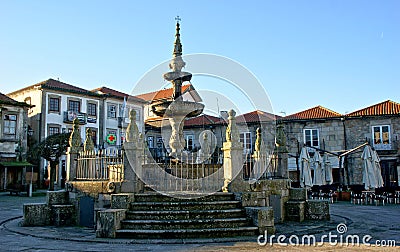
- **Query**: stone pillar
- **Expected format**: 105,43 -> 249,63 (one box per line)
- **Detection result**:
168,114 -> 186,157
66,119 -> 82,181
121,110 -> 144,193
275,123 -> 288,178
222,109 -> 243,192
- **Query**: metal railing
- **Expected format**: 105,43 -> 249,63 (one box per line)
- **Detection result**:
76,149 -> 124,181
142,148 -> 224,193
243,152 -> 277,180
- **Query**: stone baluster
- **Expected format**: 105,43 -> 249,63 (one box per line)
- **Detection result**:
222,109 -> 243,192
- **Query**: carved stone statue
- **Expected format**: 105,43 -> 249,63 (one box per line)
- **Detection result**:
225,109 -> 239,143
84,128 -> 94,151
275,123 -> 288,152
255,127 -> 261,152
69,118 -> 82,152
126,109 -> 139,144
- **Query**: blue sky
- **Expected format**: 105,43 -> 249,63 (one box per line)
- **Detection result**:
0,0 -> 399,115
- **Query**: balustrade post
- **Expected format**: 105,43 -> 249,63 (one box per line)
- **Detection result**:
121,110 -> 144,193
222,109 -> 243,192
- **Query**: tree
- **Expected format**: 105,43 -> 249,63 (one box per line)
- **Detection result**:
31,133 -> 70,191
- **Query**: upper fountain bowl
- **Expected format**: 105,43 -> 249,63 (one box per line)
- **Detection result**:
163,71 -> 192,82
151,100 -> 204,118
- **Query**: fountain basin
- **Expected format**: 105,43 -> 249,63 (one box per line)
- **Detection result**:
152,100 -> 204,118
163,71 -> 192,82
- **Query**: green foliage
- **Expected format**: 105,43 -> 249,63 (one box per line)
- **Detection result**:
30,133 -> 70,162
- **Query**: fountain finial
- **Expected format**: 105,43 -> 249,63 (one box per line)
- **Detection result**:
173,16 -> 182,58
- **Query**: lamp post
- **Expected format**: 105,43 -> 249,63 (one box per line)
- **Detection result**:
27,126 -> 34,197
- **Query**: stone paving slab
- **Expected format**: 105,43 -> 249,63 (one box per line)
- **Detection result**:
1,192 -> 399,251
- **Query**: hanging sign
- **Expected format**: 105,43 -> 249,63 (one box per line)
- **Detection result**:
106,133 -> 117,144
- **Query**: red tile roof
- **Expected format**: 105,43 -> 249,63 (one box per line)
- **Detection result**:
236,110 -> 278,123
0,92 -> 19,104
91,86 -> 146,103
284,106 -> 342,120
0,92 -> 31,107
184,114 -> 221,127
346,100 -> 400,117
136,84 -> 193,102
92,86 -> 129,98
8,78 -> 100,97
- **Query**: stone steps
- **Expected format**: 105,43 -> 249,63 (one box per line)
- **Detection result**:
120,217 -> 250,230
115,226 -> 259,239
126,209 -> 246,220
112,192 -> 258,239
133,192 -> 235,202
129,200 -> 241,211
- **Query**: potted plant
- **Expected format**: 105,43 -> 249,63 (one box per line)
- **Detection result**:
338,187 -> 351,201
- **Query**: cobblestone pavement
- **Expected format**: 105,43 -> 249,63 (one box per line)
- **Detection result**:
0,192 -> 398,251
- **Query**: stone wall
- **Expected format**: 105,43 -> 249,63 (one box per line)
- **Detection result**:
283,119 -> 345,155
230,177 -> 290,223
23,190 -> 76,226
345,116 -> 400,185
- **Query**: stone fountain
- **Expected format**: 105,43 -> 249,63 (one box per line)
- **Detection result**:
152,19 -> 204,157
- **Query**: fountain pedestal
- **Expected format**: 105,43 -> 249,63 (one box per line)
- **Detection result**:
153,100 -> 204,157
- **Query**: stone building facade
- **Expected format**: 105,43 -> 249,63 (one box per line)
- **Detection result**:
0,92 -> 31,190
7,79 -> 145,189
281,106 -> 344,184
344,100 -> 400,187
282,100 -> 400,189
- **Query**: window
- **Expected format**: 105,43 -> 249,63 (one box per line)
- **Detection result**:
240,132 -> 252,154
304,129 -> 319,147
157,137 -> 163,148
119,104 -> 129,118
107,104 -> 117,118
373,125 -> 390,145
49,97 -> 60,112
68,100 -> 80,113
49,127 -> 60,136
186,135 -> 194,151
87,103 -> 97,116
3,114 -> 17,135
147,136 -> 154,148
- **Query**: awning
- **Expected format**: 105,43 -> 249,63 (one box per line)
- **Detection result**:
0,161 -> 33,167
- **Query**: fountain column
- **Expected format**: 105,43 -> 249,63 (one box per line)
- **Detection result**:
152,18 -> 204,158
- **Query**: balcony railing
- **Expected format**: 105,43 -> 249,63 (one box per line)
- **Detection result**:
63,111 -> 87,124
373,143 -> 392,151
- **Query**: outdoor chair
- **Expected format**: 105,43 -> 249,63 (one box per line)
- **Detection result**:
395,191 -> 400,204
374,193 -> 387,206
351,192 -> 366,205
320,190 -> 336,203
385,192 -> 395,204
